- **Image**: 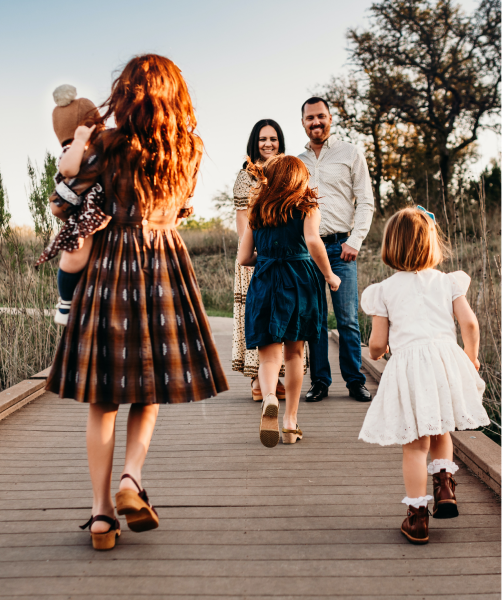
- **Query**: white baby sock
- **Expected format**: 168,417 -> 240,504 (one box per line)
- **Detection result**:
402,495 -> 433,509
427,459 -> 459,475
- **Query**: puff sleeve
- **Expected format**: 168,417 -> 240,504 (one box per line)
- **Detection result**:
361,283 -> 388,317
233,169 -> 253,210
447,271 -> 471,300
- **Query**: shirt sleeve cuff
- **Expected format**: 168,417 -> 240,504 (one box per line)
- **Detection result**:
345,235 -> 362,252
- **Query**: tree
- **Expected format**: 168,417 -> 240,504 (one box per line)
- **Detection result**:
467,159 -> 501,210
325,0 -> 501,212
0,169 -> 11,233
212,187 -> 235,224
27,152 -> 59,246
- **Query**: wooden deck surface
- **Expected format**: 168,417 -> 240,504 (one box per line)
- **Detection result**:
0,317 -> 500,599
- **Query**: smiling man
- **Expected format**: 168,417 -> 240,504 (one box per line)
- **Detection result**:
298,97 -> 374,403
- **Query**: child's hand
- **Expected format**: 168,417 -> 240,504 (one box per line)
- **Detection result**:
74,124 -> 96,144
370,345 -> 389,361
473,358 -> 481,371
326,273 -> 341,292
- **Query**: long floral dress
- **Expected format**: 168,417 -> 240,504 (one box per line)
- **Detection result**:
231,169 -> 308,377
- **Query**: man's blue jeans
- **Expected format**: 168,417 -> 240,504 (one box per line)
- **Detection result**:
310,238 -> 366,388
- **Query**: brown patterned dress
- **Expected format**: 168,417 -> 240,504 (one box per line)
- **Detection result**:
46,131 -> 229,404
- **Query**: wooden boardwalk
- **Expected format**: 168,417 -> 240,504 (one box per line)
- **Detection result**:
0,317 -> 500,599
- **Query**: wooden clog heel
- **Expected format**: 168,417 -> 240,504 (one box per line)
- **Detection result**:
251,378 -> 263,402
282,425 -> 303,444
259,393 -> 279,448
115,474 -> 159,533
80,515 -> 121,551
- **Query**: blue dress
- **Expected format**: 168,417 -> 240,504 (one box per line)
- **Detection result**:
245,210 -> 323,349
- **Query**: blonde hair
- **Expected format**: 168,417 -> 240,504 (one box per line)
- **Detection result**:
381,207 -> 449,271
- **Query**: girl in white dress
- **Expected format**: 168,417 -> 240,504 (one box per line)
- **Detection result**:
359,206 -> 489,545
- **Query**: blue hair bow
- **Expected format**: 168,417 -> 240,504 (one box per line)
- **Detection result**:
417,205 -> 436,223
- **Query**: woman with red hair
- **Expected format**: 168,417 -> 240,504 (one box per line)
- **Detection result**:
46,54 -> 228,550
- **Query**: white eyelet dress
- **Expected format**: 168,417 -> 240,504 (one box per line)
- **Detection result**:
358,269 -> 489,446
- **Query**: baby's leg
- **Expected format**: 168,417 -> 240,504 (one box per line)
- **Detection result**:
283,340 -> 304,431
402,436 -> 430,498
55,237 -> 93,325
59,236 -> 93,273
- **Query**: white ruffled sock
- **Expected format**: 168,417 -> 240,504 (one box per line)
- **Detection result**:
402,495 -> 433,509
427,459 -> 459,475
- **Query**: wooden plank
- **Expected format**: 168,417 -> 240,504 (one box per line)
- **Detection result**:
0,323 -> 499,599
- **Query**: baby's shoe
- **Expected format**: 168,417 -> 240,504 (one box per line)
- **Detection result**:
401,496 -> 433,544
54,298 -> 72,326
428,460 -> 459,519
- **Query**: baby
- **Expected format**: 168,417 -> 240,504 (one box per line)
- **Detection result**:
36,85 -> 110,324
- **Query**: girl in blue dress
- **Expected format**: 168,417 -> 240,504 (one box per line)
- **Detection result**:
238,155 -> 340,448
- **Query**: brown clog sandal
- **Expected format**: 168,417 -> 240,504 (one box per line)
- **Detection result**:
251,378 -> 263,402
80,514 -> 121,550
259,393 -> 280,448
282,425 -> 303,444
115,474 -> 159,532
276,379 -> 286,400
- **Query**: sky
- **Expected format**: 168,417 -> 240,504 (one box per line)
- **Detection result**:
0,0 -> 498,227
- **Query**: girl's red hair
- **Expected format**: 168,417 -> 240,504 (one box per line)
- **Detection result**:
246,155 -> 318,229
91,54 -> 202,216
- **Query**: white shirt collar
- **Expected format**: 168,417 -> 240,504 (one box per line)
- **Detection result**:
304,134 -> 336,151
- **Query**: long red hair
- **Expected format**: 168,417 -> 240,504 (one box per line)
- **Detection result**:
91,54 -> 202,216
247,155 -> 318,229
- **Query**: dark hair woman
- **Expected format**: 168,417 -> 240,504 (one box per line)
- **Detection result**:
242,119 -> 285,168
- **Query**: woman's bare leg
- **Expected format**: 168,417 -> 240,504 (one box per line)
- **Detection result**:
283,340 -> 304,431
86,403 -> 119,533
257,343 -> 282,398
402,436 -> 430,498
119,404 -> 160,492
59,236 -> 93,273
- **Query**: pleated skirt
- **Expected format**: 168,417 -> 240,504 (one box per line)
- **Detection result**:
47,224 -> 229,404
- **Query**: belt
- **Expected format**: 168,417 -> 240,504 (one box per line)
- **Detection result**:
255,252 -> 311,289
321,232 -> 350,244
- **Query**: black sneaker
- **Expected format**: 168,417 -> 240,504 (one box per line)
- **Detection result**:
305,381 -> 329,402
348,384 -> 372,402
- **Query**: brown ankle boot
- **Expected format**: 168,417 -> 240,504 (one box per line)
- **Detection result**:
432,469 -> 459,519
401,505 -> 429,544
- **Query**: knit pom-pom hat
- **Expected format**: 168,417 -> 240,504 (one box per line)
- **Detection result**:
52,84 -> 99,146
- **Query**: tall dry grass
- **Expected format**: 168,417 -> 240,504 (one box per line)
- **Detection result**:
0,227 -> 61,390
179,225 -> 238,315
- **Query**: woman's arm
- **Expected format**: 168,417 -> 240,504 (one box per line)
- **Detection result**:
236,210 -> 248,239
453,295 -> 481,370
59,125 -> 96,177
304,208 -> 341,291
237,225 -> 257,267
368,316 -> 389,360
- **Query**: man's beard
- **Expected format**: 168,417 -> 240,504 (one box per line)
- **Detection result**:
309,124 -> 329,141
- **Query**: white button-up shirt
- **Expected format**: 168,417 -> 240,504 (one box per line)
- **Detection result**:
298,135 -> 374,251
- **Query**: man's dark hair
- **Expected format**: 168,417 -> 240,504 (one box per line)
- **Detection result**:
301,97 -> 330,116
244,119 -> 286,168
